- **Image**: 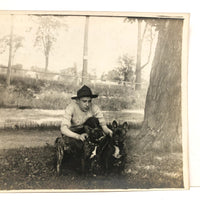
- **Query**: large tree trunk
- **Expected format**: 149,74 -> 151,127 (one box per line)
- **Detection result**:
138,19 -> 183,152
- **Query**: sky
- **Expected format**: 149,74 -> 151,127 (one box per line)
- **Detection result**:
0,14 -> 154,79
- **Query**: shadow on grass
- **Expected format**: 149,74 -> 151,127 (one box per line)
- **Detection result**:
0,145 -> 130,190
0,130 -> 184,191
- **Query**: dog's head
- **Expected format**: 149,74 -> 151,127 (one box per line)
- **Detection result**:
84,125 -> 105,144
108,120 -> 128,146
84,117 -> 100,129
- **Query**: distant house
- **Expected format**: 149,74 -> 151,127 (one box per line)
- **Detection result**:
26,71 -> 38,79
30,66 -> 56,80
0,64 -> 25,77
91,79 -> 118,86
12,64 -> 25,77
59,66 -> 79,84
0,65 -> 7,74
53,74 -> 61,81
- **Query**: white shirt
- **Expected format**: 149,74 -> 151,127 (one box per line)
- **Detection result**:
61,101 -> 106,129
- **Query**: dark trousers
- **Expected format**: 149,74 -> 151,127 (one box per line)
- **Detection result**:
61,126 -> 85,154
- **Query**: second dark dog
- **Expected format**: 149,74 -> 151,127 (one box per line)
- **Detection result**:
98,120 -> 128,174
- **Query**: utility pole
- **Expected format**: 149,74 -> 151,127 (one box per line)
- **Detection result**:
82,16 -> 89,85
6,14 -> 14,87
135,19 -> 142,90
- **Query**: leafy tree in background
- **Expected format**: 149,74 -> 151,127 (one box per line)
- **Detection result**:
33,16 -> 68,73
0,35 -> 24,65
105,69 -> 121,82
125,18 -> 156,90
0,15 -> 24,86
117,54 -> 135,83
103,55 -> 135,84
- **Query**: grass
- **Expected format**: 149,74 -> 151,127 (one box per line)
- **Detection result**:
0,75 -> 184,190
0,74 -> 147,111
0,128 -> 184,190
124,130 -> 184,189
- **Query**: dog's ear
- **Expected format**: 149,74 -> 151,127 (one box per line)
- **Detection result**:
112,120 -> 118,128
122,122 -> 129,132
84,125 -> 92,134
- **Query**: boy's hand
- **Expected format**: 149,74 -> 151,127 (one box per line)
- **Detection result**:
78,133 -> 88,141
102,126 -> 113,137
106,128 -> 113,137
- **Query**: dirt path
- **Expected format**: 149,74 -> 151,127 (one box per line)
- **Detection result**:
0,108 -> 143,149
0,108 -> 144,129
0,129 -> 60,150
0,128 -> 136,150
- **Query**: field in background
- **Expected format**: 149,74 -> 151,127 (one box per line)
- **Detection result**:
0,74 -> 148,111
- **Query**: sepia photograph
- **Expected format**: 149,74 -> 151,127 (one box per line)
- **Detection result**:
0,11 -> 189,191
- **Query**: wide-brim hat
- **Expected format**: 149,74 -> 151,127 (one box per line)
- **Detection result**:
71,85 -> 98,99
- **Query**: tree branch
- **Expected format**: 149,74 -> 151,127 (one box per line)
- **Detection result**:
140,28 -> 154,70
141,23 -> 148,43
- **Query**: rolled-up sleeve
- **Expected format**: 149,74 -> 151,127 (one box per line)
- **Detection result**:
61,104 -> 74,128
92,105 -> 106,126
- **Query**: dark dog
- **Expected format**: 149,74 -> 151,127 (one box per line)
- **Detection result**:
99,120 -> 128,174
81,118 -> 105,174
55,117 -> 104,175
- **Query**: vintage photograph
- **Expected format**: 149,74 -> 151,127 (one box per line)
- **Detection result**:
0,11 -> 189,191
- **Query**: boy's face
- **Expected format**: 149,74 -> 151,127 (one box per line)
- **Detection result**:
77,97 -> 92,112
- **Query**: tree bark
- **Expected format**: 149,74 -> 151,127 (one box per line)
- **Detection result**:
138,19 -> 183,153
